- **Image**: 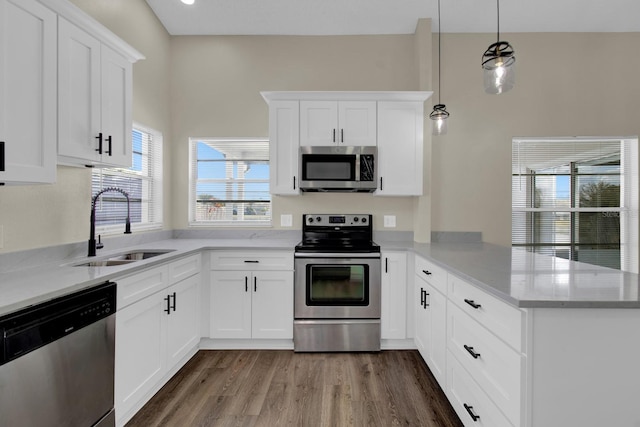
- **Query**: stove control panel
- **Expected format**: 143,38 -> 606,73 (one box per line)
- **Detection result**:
304,214 -> 370,227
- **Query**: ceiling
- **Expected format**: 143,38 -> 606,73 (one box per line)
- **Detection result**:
145,0 -> 640,36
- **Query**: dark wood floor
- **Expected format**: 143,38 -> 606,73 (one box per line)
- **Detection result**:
126,350 -> 464,427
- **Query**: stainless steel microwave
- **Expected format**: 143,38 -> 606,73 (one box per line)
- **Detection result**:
299,146 -> 377,192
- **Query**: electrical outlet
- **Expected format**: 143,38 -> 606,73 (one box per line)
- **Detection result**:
280,214 -> 293,227
383,215 -> 396,228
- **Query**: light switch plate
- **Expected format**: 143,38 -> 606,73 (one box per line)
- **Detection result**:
383,215 -> 396,228
280,214 -> 293,227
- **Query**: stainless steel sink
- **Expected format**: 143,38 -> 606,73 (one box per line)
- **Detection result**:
71,249 -> 176,267
75,259 -> 137,267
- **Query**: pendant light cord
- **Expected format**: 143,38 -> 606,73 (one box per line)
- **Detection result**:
437,0 -> 442,104
496,0 -> 500,43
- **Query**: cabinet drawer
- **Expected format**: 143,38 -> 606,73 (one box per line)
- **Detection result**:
414,255 -> 447,295
447,302 -> 522,426
448,274 -> 523,351
446,351 -> 514,427
117,265 -> 169,309
210,250 -> 294,270
168,254 -> 201,283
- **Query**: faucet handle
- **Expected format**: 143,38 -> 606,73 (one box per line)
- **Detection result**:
96,235 -> 104,250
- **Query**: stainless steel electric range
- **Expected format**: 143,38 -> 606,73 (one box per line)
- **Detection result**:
294,214 -> 381,352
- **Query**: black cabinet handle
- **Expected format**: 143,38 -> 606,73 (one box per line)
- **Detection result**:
464,345 -> 481,359
422,270 -> 432,276
0,141 -> 5,171
245,276 -> 248,292
420,287 -> 425,307
254,276 -> 257,292
293,176 -> 296,190
341,128 -> 344,143
332,128 -> 336,143
164,295 -> 171,314
464,299 -> 482,309
244,260 -> 259,263
171,292 -> 176,312
95,133 -> 103,154
106,135 -> 112,156
463,404 -> 480,422
385,257 -> 388,273
380,177 -> 383,190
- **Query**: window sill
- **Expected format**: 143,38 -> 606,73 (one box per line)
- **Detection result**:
188,221 -> 272,228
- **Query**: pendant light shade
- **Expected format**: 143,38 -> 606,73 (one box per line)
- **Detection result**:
482,0 -> 515,94
429,104 -> 449,135
429,0 -> 449,136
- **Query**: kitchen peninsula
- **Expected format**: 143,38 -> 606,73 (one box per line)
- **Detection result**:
1,237 -> 639,427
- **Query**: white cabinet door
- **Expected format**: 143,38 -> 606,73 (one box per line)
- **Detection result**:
381,251 -> 407,339
115,291 -> 166,423
426,283 -> 447,386
57,19 -> 132,168
210,271 -> 252,339
166,274 -> 201,367
269,100 -> 300,195
300,101 -> 338,146
300,101 -> 376,146
0,0 -> 56,184
338,101 -> 377,146
376,101 -> 424,196
100,44 -> 132,167
252,271 -> 293,339
58,17 -> 101,165
414,277 -> 430,360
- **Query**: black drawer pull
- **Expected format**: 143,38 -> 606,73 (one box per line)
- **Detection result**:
0,141 -> 5,171
245,276 -> 248,292
463,403 -> 480,422
464,299 -> 481,309
422,270 -> 432,276
464,345 -> 481,359
244,260 -> 259,263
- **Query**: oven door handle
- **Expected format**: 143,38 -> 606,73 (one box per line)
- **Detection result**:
294,252 -> 381,258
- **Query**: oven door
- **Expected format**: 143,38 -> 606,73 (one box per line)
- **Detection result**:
294,254 -> 381,319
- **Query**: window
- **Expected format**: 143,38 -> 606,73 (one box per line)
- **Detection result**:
512,137 -> 638,272
91,123 -> 163,232
189,138 -> 270,226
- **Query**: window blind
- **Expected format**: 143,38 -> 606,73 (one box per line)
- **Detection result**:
92,124 -> 163,231
189,138 -> 271,225
512,137 -> 638,272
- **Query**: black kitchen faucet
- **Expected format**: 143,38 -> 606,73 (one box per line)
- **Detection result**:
88,187 -> 132,256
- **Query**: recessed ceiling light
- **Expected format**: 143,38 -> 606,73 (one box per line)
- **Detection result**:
181,0 -> 195,5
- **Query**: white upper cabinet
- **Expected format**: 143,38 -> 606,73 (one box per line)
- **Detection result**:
300,101 -> 376,146
58,17 -> 137,168
0,0 -> 57,184
262,92 -> 431,197
376,101 -> 425,196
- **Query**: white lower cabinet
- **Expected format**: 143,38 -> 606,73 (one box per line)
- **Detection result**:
447,352 -> 513,427
414,255 -> 447,387
115,256 -> 201,426
381,251 -> 407,340
210,270 -> 293,339
209,250 -> 294,341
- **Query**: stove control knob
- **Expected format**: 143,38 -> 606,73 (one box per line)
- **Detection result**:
353,217 -> 359,222
316,216 -> 322,222
308,217 -> 314,223
361,217 -> 367,223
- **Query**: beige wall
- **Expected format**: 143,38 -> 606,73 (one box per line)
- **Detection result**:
432,32 -> 640,245
1,0 -> 638,253
168,33 -> 429,233
0,0 -> 171,253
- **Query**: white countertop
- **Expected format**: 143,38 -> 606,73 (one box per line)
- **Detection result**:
2,237 -> 640,317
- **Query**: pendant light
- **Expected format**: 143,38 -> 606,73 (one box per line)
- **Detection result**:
429,0 -> 449,136
482,0 -> 515,94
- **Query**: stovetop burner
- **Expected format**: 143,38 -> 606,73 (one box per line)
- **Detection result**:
296,214 -> 379,253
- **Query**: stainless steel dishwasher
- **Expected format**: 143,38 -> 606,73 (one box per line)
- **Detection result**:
0,281 -> 116,427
